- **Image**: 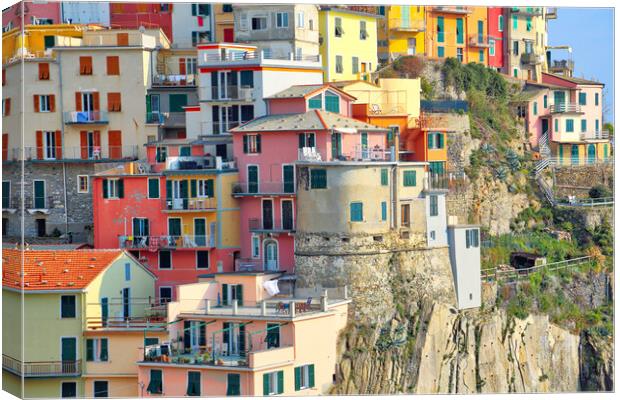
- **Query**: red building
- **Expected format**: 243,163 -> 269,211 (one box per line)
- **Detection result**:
109,3 -> 174,41
487,7 -> 505,71
2,1 -> 61,30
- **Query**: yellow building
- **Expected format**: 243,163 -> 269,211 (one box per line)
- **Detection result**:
2,248 -> 161,398
319,7 -> 379,82
384,6 -> 426,61
213,3 -> 235,42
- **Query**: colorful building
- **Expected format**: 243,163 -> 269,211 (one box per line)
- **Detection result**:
377,5 -> 426,62
2,1 -> 61,31
109,3 -> 174,41
170,3 -> 214,47
136,272 -> 350,396
2,248 -> 161,398
318,7 -> 379,81
213,3 -> 235,42
487,7 -> 505,71
92,141 -> 240,300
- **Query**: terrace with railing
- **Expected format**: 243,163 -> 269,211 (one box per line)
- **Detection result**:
200,49 -> 321,68
162,197 -> 217,211
85,297 -> 168,331
389,18 -> 425,32
2,355 -> 81,377
468,34 -> 492,48
430,6 -> 472,14
248,218 -> 295,234
13,145 -> 139,162
63,111 -> 109,124
521,52 -> 545,65
208,85 -> 254,102
549,103 -> 582,113
232,181 -> 295,196
118,235 -> 215,250
511,7 -> 545,16
152,74 -> 197,87
211,120 -> 251,135
580,131 -> 610,141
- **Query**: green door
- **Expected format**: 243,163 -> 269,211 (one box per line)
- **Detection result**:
168,218 -> 182,237
554,91 -> 565,111
587,144 -> 596,164
248,166 -> 258,193
478,20 -> 484,42
194,218 -> 206,246
61,337 -> 77,374
169,94 -> 188,112
283,165 -> 294,193
180,180 -> 189,209
456,18 -> 464,44
571,145 -> 579,165
331,132 -> 342,159
361,132 -> 368,159
34,180 -> 45,209
226,374 -> 241,396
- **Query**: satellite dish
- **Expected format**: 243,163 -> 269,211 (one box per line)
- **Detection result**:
139,26 -> 146,33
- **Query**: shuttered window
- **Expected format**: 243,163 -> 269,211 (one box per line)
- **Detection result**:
579,92 -> 587,105
465,229 -> 480,248
226,374 -> 240,396
403,171 -> 416,187
381,168 -> 388,186
263,371 -> 284,395
308,95 -> 322,109
310,169 -> 327,189
186,371 -> 201,396
430,195 -> 438,216
325,94 -> 340,113
107,93 -> 121,112
243,134 -> 261,153
147,370 -> 163,394
566,119 -> 574,133
106,56 -> 120,75
294,364 -> 315,391
148,178 -> 159,199
38,63 -> 50,80
350,202 -> 363,222
79,56 -> 93,75
437,16 -> 444,42
381,201 -> 387,221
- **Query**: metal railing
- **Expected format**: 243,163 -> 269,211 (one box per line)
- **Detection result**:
209,86 -> 254,101
550,59 -> 574,72
481,256 -> 592,282
550,103 -> 582,113
85,316 -> 167,330
557,196 -> 614,208
63,111 -> 109,124
428,172 -> 469,191
118,235 -> 215,250
163,197 -> 217,211
248,218 -> 295,233
339,146 -> 390,162
146,112 -> 165,124
201,50 -> 320,64
468,34 -> 492,47
232,181 -> 295,195
511,7 -> 545,16
212,120 -> 249,134
580,131 -> 610,140
521,52 -> 545,65
389,18 -> 425,31
430,6 -> 472,14
420,100 -> 468,113
297,147 -> 323,162
235,258 -> 265,272
152,74 -> 197,87
3,355 -> 82,377
16,146 -> 139,161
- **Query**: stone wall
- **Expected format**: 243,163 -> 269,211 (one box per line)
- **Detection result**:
553,164 -> 613,198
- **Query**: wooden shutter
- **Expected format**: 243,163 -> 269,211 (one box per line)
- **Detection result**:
199,322 -> 206,346
5,98 -> 9,115
94,131 -> 101,147
263,374 -> 270,396
34,95 -> 40,112
190,179 -> 197,198
107,93 -> 121,112
102,179 -> 109,198
2,133 -> 8,161
93,92 -> 100,111
108,130 -> 122,159
49,95 -> 55,112
308,364 -> 315,387
222,284 -> 228,305
75,92 -> 82,110
242,135 -> 248,153
277,371 -> 284,394
106,56 -> 120,75
117,179 -> 124,198
294,367 -> 301,391
179,58 -> 186,75
206,180 -> 214,197
80,131 -> 88,159
183,321 -> 191,351
55,130 -> 62,159
79,56 -> 92,75
117,33 -> 129,46
36,131 -> 43,159
236,284 -> 243,306
38,63 -> 49,80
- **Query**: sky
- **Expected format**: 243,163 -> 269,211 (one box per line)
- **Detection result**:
547,8 -> 615,124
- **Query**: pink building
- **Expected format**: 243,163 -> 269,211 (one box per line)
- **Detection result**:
2,1 -> 61,30
487,7 -> 505,71
230,90 -> 389,273
137,272 -> 350,397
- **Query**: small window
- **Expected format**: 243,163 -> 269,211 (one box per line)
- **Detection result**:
429,195 -> 438,217
430,230 -> 436,240
159,251 -> 172,269
86,338 -> 109,362
478,49 -> 484,63
308,95 -> 322,109
263,371 -> 284,395
77,175 -> 89,193
533,101 -> 538,115
465,229 -> 480,248
403,171 -> 416,187
61,382 -> 77,398
243,135 -> 261,154
310,169 -> 327,189
498,15 -> 504,32
61,295 -> 76,318
380,169 -> 388,186
352,56 -> 359,74
543,95 -> 548,108
37,95 -> 52,112
156,147 -> 167,163
359,20 -> 368,40
294,364 -> 315,391
296,11 -> 305,28
251,16 -> 267,30
456,48 -> 463,63
276,12 -> 289,28
144,337 -> 159,347
197,179 -> 214,198
335,17 -> 343,37
79,56 -> 93,75
489,39 -> 496,56
159,287 -> 172,303
222,4 -> 233,12
196,251 -> 209,269
147,370 -> 163,395
381,201 -> 387,221
566,119 -> 574,133
437,46 -> 445,58
251,235 -> 260,258
595,93 -> 599,106
579,92 -> 587,106
102,179 -> 123,199
124,263 -> 131,281
581,119 -> 587,133
148,178 -> 159,199
335,55 -> 343,74
350,202 -> 363,222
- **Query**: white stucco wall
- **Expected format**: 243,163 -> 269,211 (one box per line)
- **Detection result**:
447,226 -> 481,310
425,192 -> 448,247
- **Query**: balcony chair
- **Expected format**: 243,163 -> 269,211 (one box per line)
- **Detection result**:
370,104 -> 382,114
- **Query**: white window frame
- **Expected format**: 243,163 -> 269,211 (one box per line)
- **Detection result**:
196,250 -> 209,270
43,131 -> 56,160
296,11 -> 305,28
298,364 -> 312,390
280,198 -> 294,230
489,39 -> 496,56
251,234 -> 260,258
186,58 -> 197,75
159,286 -> 173,301
77,175 -> 89,194
276,12 -> 289,28
124,262 -> 131,281
106,179 -> 119,199
246,135 -> 260,153
251,16 -> 267,31
86,338 -> 108,362
498,15 -> 503,32
39,95 -> 51,112
266,371 -> 279,395
33,179 -> 46,209
197,179 -> 210,198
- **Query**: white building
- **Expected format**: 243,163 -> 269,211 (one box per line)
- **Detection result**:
447,224 -> 482,309
171,3 -> 215,48
61,2 -> 110,25
425,189 -> 448,247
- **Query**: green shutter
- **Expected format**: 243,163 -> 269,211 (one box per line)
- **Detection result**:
191,180 -> 197,198
298,133 -> 305,149
308,364 -> 315,388
438,133 -> 444,149
310,169 -> 326,189
381,201 -> 387,221
102,179 -> 109,198
350,202 -> 363,222
86,339 -> 94,361
117,179 -> 124,198
227,374 -> 240,396
166,180 -> 172,200
263,373 -> 270,395
403,171 -> 416,187
243,135 -> 248,153
187,371 -> 200,396
34,181 -> 45,208
380,168 -> 388,186
147,370 -> 163,394
283,166 -> 294,193
256,134 -> 261,152
206,179 -> 214,197
437,16 -> 444,42
236,284 -> 243,306
148,178 -> 159,198
294,367 -> 301,391
456,18 -> 463,44
325,95 -> 340,113
169,94 -> 188,112
191,4 -> 197,16
100,338 -> 108,361
543,95 -> 548,108
222,284 -> 228,305
428,133 -> 434,149
277,371 -> 284,394
2,182 -> 10,208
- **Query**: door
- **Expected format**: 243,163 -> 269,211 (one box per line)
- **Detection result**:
43,131 -> 56,159
401,5 -> 410,28
283,165 -> 294,193
248,166 -> 258,194
168,218 -> 182,241
264,240 -> 278,271
361,132 -> 368,159
266,324 -> 280,349
149,94 -> 160,122
571,145 -> 579,165
101,298 -> 109,327
262,199 -> 273,230
401,204 -> 410,227
282,200 -> 293,230
407,38 -> 416,55
331,132 -> 342,159
587,144 -> 596,164
224,28 -> 234,42
216,144 -> 227,159
86,131 -> 95,159
542,119 -> 549,135
122,288 -> 130,319
34,180 -> 45,208
554,91 -> 565,111
61,337 -> 77,373
194,218 -> 206,246
36,218 -> 46,236
478,20 -> 484,43
108,130 -> 122,159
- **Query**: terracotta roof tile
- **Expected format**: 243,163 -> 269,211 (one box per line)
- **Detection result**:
2,249 -> 124,291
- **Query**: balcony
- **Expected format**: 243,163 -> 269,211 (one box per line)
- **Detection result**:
147,112 -> 187,128
249,218 -> 295,233
339,146 -> 390,162
549,59 -> 574,74
235,258 -> 265,272
63,111 -> 109,125
118,235 -> 215,250
430,6 -> 472,14
580,131 -> 610,141
162,197 -> 217,211
85,298 -> 168,330
389,18 -> 425,32
15,146 -> 139,162
426,171 -> 469,192
521,52 -> 545,65
208,86 -> 254,102
212,120 -> 250,135
152,74 -> 197,87
468,35 -> 492,48
232,181 -> 295,196
549,103 -> 582,113
146,112 -> 165,124
3,355 -> 81,377
200,50 -> 321,68
165,155 -> 216,170
511,7 -> 545,16
546,8 -> 558,19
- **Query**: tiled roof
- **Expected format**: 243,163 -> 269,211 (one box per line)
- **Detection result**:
231,110 -> 388,132
266,84 -> 356,100
542,73 -> 604,87
2,249 -> 124,291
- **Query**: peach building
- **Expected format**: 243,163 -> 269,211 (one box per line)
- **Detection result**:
136,272 -> 350,396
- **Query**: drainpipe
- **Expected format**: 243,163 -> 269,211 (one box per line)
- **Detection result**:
58,48 -> 69,236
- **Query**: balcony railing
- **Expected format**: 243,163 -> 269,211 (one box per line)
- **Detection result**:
146,112 -> 165,124
550,59 -> 574,72
249,218 -> 295,233
389,18 -> 425,32
163,197 -> 217,211
212,120 -> 250,134
427,171 -> 469,192
468,35 -> 492,48
580,131 -> 610,141
235,258 -> 265,272
430,6 -> 472,14
165,155 -> 216,170
152,74 -> 197,87
15,146 -> 139,161
63,111 -> 109,124
338,146 -> 390,162
232,181 -> 295,196
550,103 -> 582,113
3,355 -> 81,377
201,50 -> 321,65
521,52 -> 544,65
511,7 -> 544,16
209,86 -> 254,101
118,235 -> 215,250
420,100 -> 469,113
297,147 -> 323,162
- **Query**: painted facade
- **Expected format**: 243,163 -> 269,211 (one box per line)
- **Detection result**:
212,3 -> 235,43
487,7 -> 505,71
447,224 -> 482,309
61,2 -> 110,25
170,3 -> 214,48
319,7 -> 378,82
2,1 -> 61,31
109,3 -> 173,41
503,7 -> 550,81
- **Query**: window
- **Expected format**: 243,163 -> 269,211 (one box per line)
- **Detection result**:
478,49 -> 484,63
102,179 -> 124,199
36,95 -> 52,112
581,119 -> 587,132
456,18 -> 463,44
595,93 -> 599,106
298,133 -> 315,149
325,93 -> 340,113
297,11 -> 305,28
33,179 -> 46,208
38,63 -> 50,80
155,146 -> 167,163
2,182 -> 10,209
240,70 -> 254,87
61,382 -> 77,398
294,364 -> 315,391
146,369 -> 163,394
77,175 -> 89,194
498,15 -> 504,32
187,371 -> 201,396
124,263 -> 131,281
222,4 -> 233,12
263,371 -> 284,395
196,179 -> 214,197
308,94 -> 322,109
191,31 -> 210,46
242,134 -> 261,154
437,16 -> 444,42
429,195 -> 438,216
513,68 -> 518,78
533,102 -> 538,115
196,251 -> 209,269
191,3 -> 210,16
144,337 -> 159,347
159,287 -> 172,302
512,41 -> 519,56
352,56 -> 359,74
3,98 -> 11,116
456,48 -> 463,63
554,119 -> 559,132
251,235 -> 260,258
106,56 -> 119,75
335,17 -> 343,37
381,169 -> 388,186
276,12 -> 288,28
428,132 -> 444,149
350,202 -> 363,222
86,338 -> 109,362
107,93 -> 121,112
512,14 -> 518,30
335,55 -> 343,73
437,46 -> 444,58
381,201 -> 387,221
159,250 -> 172,269
227,374 -> 241,396
61,295 -> 76,318
596,119 -> 600,132
359,21 -> 368,40
79,56 -> 93,75
543,95 -> 548,108
310,169 -> 327,189
148,178 -> 159,199
526,16 -> 532,31
403,171 -> 416,187
489,39 -> 496,56
566,119 -> 574,132
465,229 -> 479,248
251,17 -> 267,30
401,204 -> 410,227
579,92 -> 587,105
